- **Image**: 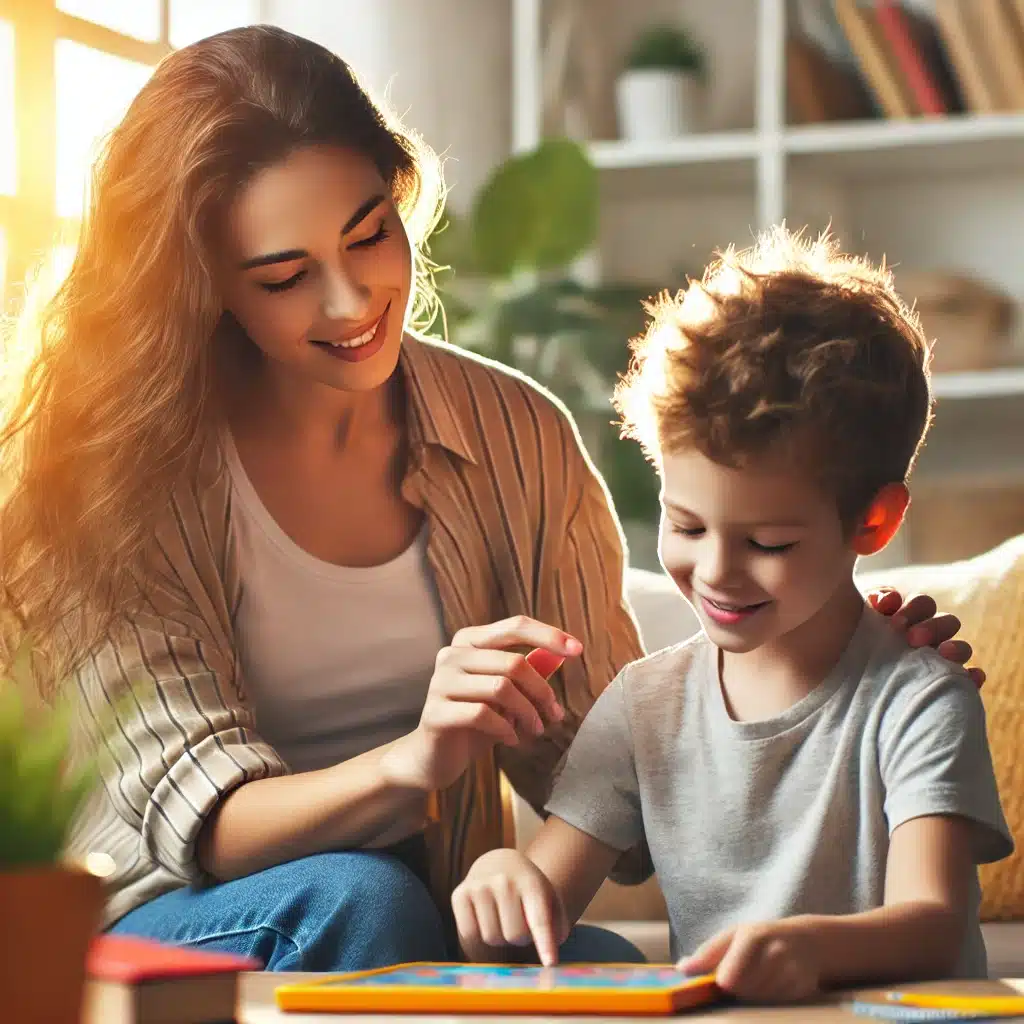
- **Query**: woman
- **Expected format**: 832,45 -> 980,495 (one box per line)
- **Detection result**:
0,26 -> 977,972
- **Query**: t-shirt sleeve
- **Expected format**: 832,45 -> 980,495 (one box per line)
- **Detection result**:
879,668 -> 1013,865
544,671 -> 643,852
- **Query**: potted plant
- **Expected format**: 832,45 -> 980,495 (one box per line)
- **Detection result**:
0,646 -> 109,1024
424,137 -> 662,548
616,23 -> 707,142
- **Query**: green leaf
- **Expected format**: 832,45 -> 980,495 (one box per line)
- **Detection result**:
425,211 -> 478,276
625,24 -> 706,76
471,139 -> 598,276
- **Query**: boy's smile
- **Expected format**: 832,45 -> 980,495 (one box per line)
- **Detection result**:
699,594 -> 771,627
658,442 -> 860,659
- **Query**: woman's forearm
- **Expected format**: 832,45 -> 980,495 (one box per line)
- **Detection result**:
197,734 -> 429,881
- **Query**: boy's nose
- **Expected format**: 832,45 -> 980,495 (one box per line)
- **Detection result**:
698,539 -> 734,587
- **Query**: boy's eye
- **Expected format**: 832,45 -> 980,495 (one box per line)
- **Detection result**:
259,269 -> 307,293
749,540 -> 797,555
674,525 -> 705,537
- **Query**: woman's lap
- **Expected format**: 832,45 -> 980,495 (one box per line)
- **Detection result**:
110,848 -> 449,972
110,849 -> 646,972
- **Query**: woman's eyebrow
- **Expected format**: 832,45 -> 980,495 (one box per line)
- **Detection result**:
342,193 -> 386,235
238,193 -> 388,270
239,248 -> 306,270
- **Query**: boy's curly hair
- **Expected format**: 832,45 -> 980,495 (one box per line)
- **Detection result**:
613,227 -> 933,526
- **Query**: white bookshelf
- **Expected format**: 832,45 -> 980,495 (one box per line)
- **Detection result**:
511,0 -> 1024,566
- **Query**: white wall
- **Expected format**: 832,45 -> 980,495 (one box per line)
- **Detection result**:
261,0 -> 512,210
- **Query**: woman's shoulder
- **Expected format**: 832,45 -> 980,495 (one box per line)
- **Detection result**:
404,333 -> 580,443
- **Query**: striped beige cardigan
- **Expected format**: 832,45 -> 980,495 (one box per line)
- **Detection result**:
68,335 -> 646,927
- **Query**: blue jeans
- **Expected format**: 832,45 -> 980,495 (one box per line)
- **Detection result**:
110,849 -> 645,971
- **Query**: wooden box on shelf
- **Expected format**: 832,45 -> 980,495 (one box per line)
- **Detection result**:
897,271 -> 1017,374
907,484 -> 1024,566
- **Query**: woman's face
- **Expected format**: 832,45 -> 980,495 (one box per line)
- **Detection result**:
218,144 -> 413,393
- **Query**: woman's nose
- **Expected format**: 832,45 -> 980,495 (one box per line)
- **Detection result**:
321,266 -> 370,322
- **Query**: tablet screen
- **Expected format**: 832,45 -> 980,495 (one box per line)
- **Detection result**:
323,965 -> 697,991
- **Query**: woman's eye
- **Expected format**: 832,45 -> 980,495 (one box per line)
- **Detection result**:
259,270 -> 307,293
750,540 -> 797,555
349,223 -> 391,250
674,526 -> 705,537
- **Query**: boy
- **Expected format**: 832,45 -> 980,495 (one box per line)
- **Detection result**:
451,229 -> 1013,1001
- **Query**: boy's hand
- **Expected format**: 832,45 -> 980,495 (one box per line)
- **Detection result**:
678,918 -> 822,1003
452,849 -> 569,966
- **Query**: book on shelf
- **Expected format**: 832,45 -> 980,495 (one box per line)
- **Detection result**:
933,0 -> 1002,113
834,0 -> 917,117
875,0 -> 964,115
813,1 -> 1024,120
786,33 -> 876,123
82,934 -> 261,1024
972,0 -> 1024,110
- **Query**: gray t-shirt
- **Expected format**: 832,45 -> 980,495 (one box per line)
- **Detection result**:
546,608 -> 1013,977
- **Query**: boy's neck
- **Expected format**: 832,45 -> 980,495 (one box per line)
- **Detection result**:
718,577 -> 865,723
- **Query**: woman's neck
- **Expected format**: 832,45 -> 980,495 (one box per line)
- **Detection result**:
226,349 -> 401,455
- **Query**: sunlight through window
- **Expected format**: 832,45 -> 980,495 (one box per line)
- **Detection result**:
55,40 -> 152,219
0,21 -> 14,196
52,243 -> 76,284
169,0 -> 261,49
0,226 -> 7,306
56,0 -> 161,43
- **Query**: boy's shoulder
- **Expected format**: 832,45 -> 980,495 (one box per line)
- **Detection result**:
854,608 -> 980,722
617,632 -> 714,715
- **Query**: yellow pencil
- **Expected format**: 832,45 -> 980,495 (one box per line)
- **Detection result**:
889,991 -> 1024,1014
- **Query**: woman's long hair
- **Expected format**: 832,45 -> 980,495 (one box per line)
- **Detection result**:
0,26 -> 445,689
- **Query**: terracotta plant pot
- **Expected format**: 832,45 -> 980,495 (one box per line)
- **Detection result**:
0,864 -> 105,1024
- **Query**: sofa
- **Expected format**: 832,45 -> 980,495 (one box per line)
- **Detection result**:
511,537 -> 1024,975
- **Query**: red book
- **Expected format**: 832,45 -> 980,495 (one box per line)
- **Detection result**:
84,934 -> 261,1024
875,0 -> 948,114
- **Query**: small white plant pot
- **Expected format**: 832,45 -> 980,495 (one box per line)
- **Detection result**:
616,69 -> 698,141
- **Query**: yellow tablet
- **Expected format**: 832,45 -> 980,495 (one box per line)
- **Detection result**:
275,962 -> 721,1016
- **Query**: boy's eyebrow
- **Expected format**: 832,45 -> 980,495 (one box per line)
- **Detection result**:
661,499 -> 807,529
238,193 -> 387,270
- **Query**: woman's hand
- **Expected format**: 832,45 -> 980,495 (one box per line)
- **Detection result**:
868,589 -> 984,687
452,848 -> 569,966
381,617 -> 579,794
678,919 -> 822,1003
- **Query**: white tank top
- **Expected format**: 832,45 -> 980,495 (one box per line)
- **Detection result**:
224,433 -> 447,774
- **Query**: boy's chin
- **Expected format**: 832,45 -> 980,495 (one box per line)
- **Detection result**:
703,628 -> 766,655
698,617 -> 772,654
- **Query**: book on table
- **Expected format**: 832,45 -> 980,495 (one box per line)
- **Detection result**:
83,934 -> 260,1024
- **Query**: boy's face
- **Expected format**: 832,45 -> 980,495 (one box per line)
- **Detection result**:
658,444 -> 858,654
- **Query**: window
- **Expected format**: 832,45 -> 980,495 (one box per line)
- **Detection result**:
0,225 -> 7,306
0,0 -> 260,308
0,20 -> 14,198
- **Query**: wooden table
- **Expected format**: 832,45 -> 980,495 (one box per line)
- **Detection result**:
237,974 -> 1024,1023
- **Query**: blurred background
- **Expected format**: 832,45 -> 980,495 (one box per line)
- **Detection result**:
1,0 -> 1023,574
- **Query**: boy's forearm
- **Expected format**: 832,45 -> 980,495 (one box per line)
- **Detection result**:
526,817 -> 623,929
802,902 -> 963,986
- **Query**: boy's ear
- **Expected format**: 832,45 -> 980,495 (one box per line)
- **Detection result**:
851,483 -> 910,556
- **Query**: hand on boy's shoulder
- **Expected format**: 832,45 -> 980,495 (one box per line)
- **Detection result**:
868,589 -> 983,688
